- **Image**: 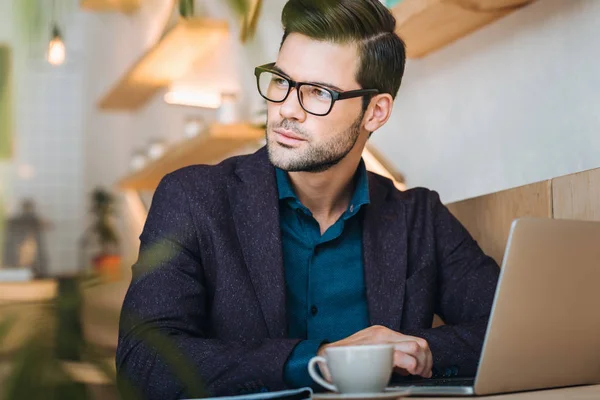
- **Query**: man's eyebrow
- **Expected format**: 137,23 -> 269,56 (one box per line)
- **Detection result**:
272,64 -> 345,92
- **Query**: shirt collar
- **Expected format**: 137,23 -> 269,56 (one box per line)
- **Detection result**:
275,159 -> 371,217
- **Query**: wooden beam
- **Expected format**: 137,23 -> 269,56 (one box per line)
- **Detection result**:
392,0 -> 534,58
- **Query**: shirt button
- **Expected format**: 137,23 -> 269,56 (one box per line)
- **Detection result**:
310,305 -> 318,316
349,204 -> 354,213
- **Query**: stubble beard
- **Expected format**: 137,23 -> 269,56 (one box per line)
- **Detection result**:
266,113 -> 364,173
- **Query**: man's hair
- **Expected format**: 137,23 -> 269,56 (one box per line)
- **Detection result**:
280,0 -> 406,109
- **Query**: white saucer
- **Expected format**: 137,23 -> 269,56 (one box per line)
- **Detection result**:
312,389 -> 411,400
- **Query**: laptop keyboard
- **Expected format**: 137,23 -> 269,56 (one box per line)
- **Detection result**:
394,377 -> 475,387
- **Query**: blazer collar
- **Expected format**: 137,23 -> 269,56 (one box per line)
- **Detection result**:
363,173 -> 408,330
228,147 -> 288,338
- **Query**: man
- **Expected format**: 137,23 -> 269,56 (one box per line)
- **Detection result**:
116,0 -> 500,398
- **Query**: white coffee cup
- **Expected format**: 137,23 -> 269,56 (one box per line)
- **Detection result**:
308,344 -> 394,393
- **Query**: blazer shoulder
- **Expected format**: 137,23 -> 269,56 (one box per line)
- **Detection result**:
398,186 -> 442,204
165,153 -> 249,188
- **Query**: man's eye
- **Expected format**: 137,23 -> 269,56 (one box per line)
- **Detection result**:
273,77 -> 288,87
311,87 -> 331,100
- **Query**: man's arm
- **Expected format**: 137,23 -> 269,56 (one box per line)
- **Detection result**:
402,191 -> 500,377
116,173 -> 300,399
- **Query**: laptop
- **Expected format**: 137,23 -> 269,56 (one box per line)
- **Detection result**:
388,218 -> 600,396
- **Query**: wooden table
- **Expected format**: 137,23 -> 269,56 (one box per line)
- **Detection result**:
0,279 -> 58,354
0,279 -> 57,302
416,384 -> 600,399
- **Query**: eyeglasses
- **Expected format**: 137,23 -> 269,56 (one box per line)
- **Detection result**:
254,63 -> 379,116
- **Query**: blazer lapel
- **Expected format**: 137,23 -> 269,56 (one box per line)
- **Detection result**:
228,147 -> 288,338
363,174 -> 408,330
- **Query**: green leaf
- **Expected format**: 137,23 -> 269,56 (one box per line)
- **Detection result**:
225,0 -> 250,17
0,314 -> 16,345
13,0 -> 44,44
179,0 -> 194,18
0,46 -> 12,159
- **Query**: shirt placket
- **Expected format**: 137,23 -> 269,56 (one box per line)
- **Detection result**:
305,215 -> 323,339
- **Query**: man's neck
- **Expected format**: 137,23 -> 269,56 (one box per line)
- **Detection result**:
287,153 -> 361,234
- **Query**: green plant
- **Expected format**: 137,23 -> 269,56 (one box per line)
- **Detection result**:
0,277 -> 116,400
14,0 -> 265,52
0,46 -> 12,160
0,244 -> 208,399
14,0 -> 77,46
90,188 -> 119,255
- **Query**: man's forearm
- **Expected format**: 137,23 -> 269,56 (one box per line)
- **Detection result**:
117,330 -> 301,399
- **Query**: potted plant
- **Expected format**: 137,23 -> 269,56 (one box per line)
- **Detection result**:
86,188 -> 121,281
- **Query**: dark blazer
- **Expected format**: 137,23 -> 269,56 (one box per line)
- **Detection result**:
116,147 -> 500,399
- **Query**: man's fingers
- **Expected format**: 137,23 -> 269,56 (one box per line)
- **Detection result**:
425,350 -> 433,378
317,360 -> 333,382
393,350 -> 418,375
394,341 -> 432,377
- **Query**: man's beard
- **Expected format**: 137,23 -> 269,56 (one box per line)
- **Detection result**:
266,113 -> 363,173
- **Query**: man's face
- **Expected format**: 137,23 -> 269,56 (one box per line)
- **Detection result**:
266,33 -> 366,172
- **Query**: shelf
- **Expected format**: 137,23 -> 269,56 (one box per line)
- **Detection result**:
119,123 -> 264,190
363,144 -> 406,191
392,0 -> 534,58
119,124 -> 406,192
80,0 -> 142,13
98,18 -> 228,111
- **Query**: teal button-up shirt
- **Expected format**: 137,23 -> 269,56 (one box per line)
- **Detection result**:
276,161 -> 371,389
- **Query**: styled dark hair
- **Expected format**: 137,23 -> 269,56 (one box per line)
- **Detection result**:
280,0 -> 406,109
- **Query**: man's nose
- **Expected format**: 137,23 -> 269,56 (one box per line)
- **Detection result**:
279,88 -> 306,122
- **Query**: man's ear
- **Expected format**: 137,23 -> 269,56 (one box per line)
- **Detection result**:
363,94 -> 394,133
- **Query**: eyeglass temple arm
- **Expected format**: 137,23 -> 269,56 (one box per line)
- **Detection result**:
336,89 -> 379,100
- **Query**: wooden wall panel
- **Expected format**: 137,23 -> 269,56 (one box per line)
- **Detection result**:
446,180 -> 552,265
552,168 -> 600,222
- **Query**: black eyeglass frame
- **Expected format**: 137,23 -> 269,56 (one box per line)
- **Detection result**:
254,62 -> 379,116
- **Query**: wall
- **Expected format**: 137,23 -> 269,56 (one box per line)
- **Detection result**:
373,0 -> 600,203
1,0 -> 87,274
195,0 -> 600,205
82,0 -> 224,263
80,0 -> 600,259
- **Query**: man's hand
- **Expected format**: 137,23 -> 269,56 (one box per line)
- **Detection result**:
317,325 -> 433,380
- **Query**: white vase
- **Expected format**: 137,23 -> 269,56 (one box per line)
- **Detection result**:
217,93 -> 239,125
147,140 -> 166,160
130,150 -> 147,171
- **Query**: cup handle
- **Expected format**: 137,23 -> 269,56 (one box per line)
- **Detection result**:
308,356 -> 338,392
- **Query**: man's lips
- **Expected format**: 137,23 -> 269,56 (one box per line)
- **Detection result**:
273,129 -> 306,144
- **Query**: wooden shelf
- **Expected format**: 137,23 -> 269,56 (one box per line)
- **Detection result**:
363,144 -> 406,191
392,0 -> 534,58
98,18 -> 228,111
80,0 -> 142,13
119,123 -> 264,190
119,124 -> 407,192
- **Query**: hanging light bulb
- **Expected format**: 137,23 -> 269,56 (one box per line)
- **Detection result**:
47,25 -> 66,66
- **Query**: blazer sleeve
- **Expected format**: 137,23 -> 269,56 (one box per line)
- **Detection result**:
116,173 -> 301,399
401,191 -> 500,377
